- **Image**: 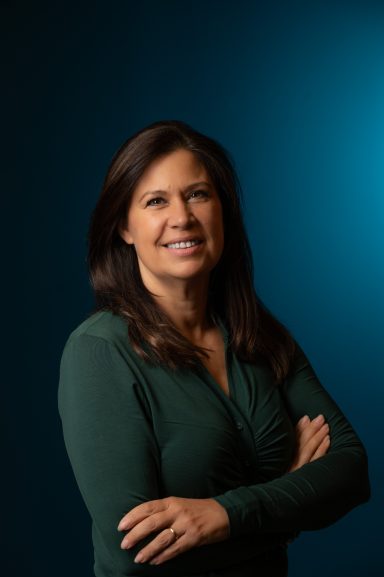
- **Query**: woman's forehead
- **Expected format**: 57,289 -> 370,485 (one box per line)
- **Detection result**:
133,149 -> 213,196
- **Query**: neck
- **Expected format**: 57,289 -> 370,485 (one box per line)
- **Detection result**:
144,276 -> 213,342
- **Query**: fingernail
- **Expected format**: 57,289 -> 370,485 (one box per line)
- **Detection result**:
301,415 -> 310,424
314,414 -> 324,423
134,553 -> 144,563
118,514 -> 133,531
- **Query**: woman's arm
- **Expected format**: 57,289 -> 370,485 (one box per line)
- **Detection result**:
119,346 -> 369,564
59,333 -> 298,575
117,415 -> 331,566
59,333 -> 163,575
213,345 -> 370,536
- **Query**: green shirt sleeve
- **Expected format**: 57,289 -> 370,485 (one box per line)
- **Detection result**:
58,333 -> 164,575
58,332 -> 289,576
59,325 -> 370,575
213,345 -> 370,537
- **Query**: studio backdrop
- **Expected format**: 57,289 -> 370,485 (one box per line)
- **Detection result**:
4,1 -> 383,576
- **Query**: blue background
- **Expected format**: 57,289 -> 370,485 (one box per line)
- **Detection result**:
4,1 -> 382,575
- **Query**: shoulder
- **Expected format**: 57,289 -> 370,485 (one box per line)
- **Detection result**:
66,310 -> 128,347
60,310 -> 137,380
58,312 -> 152,424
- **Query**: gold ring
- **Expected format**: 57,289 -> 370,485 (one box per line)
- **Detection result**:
169,527 -> 178,540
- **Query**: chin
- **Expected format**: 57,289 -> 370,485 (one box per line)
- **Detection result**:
164,264 -> 211,280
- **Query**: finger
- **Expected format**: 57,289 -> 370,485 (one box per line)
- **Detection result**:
149,535 -> 188,565
118,499 -> 168,531
300,423 -> 329,462
296,414 -> 326,449
290,423 -> 329,471
311,434 -> 330,461
121,511 -> 172,549
296,415 -> 310,432
133,527 -> 184,564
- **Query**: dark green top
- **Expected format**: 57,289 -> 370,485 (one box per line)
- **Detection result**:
58,311 -> 369,577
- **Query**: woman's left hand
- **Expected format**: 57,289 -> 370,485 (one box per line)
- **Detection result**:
118,496 -> 230,565
289,414 -> 330,472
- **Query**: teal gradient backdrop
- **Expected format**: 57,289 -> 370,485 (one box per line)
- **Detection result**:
4,1 -> 382,575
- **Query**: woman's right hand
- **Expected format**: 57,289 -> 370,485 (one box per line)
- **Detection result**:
289,414 -> 330,472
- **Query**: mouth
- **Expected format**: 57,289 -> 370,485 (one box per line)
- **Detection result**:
163,239 -> 203,249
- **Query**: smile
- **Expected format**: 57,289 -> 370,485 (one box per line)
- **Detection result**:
164,240 -> 202,249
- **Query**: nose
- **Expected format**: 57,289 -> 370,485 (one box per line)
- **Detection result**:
168,198 -> 194,228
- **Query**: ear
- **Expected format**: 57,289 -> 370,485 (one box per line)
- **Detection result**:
118,222 -> 134,245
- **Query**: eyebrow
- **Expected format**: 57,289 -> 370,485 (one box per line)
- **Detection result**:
138,181 -> 212,202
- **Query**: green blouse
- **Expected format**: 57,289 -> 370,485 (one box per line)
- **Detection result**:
58,311 -> 369,577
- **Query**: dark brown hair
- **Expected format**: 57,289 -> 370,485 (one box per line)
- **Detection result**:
88,120 -> 295,382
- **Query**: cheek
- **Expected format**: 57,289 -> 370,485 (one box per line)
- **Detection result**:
127,214 -> 160,245
205,212 -> 224,256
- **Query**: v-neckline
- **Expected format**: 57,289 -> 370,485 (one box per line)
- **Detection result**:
199,321 -> 234,400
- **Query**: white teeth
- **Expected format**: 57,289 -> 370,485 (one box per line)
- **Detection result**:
166,240 -> 200,249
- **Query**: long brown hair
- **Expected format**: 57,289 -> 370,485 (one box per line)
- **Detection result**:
88,120 -> 295,383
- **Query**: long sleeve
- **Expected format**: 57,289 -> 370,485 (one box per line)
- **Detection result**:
58,331 -> 289,577
58,333 -> 164,576
213,345 -> 370,537
59,313 -> 370,576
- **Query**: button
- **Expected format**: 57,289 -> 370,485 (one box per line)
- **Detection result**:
235,421 -> 244,431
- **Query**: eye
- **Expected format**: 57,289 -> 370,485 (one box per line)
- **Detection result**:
146,197 -> 166,207
188,190 -> 209,201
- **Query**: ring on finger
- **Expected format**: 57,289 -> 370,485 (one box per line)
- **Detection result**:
169,527 -> 179,541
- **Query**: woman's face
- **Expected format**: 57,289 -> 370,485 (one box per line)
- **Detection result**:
119,148 -> 224,293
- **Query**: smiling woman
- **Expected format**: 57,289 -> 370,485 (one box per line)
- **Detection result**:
118,149 -> 224,290
58,120 -> 370,577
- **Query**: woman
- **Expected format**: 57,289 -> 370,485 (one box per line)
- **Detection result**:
58,120 -> 370,577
